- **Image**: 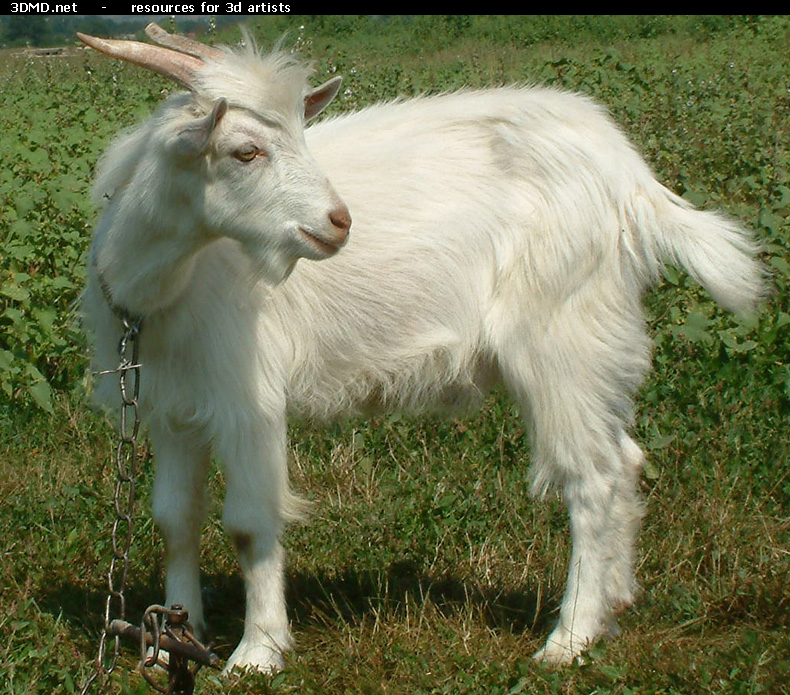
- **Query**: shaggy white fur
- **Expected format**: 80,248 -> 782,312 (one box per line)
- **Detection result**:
82,37 -> 763,673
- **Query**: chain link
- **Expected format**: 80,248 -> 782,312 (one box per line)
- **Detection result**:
80,314 -> 143,695
138,604 -> 216,694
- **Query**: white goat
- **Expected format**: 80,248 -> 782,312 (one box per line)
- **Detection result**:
78,25 -> 764,673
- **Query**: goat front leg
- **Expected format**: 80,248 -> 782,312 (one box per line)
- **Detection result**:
217,417 -> 292,674
150,422 -> 211,636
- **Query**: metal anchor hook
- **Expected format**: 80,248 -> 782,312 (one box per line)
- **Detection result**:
107,604 -> 221,694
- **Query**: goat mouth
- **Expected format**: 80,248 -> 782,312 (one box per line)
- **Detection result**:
299,228 -> 341,256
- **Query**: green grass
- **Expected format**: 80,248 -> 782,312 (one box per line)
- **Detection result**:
1,15 -> 789,695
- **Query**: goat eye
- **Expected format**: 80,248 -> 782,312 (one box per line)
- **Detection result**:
233,146 -> 260,162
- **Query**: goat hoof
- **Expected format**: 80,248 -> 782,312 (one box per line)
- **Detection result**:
533,642 -> 578,666
532,626 -> 594,666
144,645 -> 170,671
222,641 -> 284,676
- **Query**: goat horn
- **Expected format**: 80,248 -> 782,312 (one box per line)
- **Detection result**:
77,32 -> 202,90
145,22 -> 224,62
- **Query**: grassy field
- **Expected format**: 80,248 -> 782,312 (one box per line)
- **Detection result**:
1,15 -> 789,695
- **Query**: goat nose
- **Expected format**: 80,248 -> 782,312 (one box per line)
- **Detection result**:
329,206 -> 352,241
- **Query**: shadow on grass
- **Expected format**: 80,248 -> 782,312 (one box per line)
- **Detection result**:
209,561 -> 553,659
286,560 -> 552,634
42,560 -> 556,662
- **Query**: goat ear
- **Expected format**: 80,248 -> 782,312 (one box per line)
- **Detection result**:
173,98 -> 228,158
304,76 -> 342,121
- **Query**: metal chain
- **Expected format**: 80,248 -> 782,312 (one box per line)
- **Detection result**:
99,602 -> 220,695
138,604 -> 216,694
80,313 -> 143,695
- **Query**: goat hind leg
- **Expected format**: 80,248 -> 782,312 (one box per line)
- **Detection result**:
495,314 -> 647,664
536,465 -> 629,664
605,432 -> 645,615
532,432 -> 644,664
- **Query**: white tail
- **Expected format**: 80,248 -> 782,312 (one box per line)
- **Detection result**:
635,185 -> 764,313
